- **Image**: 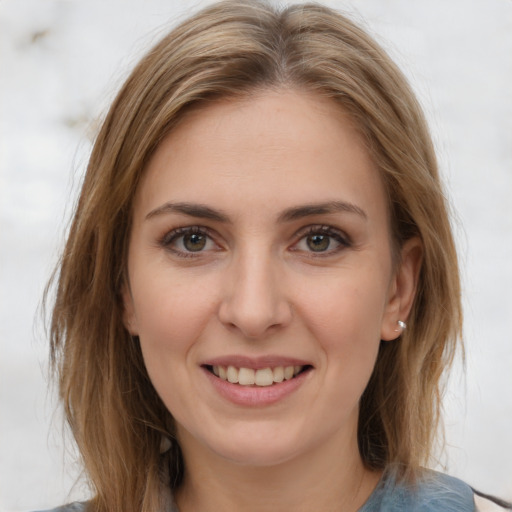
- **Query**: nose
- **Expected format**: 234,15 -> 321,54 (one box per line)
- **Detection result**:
218,250 -> 293,339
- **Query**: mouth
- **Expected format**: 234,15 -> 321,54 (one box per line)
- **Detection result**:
204,364 -> 312,387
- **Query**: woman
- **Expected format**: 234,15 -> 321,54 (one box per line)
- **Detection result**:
41,1 -> 509,511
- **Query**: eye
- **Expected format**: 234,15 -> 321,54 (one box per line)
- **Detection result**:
292,225 -> 350,255
160,227 -> 218,256
305,234 -> 331,252
182,232 -> 208,252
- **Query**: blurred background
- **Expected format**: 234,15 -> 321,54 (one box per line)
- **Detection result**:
1,0 -> 511,510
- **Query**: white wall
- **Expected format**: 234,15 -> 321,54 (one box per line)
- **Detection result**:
1,0 -> 511,510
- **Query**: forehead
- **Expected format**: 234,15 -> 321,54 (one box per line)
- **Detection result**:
135,89 -> 387,223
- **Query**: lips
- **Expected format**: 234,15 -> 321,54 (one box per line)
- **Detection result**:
201,356 -> 313,400
202,358 -> 312,406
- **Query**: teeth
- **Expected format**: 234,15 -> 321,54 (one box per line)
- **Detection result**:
273,366 -> 284,383
284,366 -> 294,380
238,367 -> 255,385
227,365 -> 238,383
255,368 -> 274,386
211,365 -> 305,386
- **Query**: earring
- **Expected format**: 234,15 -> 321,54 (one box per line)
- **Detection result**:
394,320 -> 407,332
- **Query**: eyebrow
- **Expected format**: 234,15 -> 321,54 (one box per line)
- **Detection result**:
145,202 -> 230,222
145,200 -> 367,223
277,201 -> 367,222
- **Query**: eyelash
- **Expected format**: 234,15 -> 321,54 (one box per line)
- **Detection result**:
292,225 -> 351,256
159,226 -> 218,258
159,224 -> 351,258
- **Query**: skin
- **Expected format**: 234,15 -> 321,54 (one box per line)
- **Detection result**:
123,89 -> 422,512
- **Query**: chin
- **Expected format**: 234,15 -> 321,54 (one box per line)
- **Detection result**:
217,443 -> 299,468
206,426 -> 310,468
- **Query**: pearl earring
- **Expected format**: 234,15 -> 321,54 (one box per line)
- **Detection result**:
394,320 -> 407,332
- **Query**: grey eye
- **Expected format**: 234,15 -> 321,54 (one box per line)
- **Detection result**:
306,234 -> 331,252
183,233 -> 207,252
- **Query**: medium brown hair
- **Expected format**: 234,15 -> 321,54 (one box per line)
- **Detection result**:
48,1 -> 462,510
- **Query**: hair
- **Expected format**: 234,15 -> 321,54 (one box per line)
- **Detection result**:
47,1 -> 462,510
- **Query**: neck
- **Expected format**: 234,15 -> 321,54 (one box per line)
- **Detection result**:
174,429 -> 381,512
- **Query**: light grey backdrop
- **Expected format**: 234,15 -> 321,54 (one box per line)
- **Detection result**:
1,0 -> 511,510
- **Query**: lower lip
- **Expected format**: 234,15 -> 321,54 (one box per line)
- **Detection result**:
202,367 -> 310,406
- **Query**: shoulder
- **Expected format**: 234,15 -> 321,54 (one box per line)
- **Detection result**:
32,502 -> 89,512
413,471 -> 476,511
361,468 -> 476,511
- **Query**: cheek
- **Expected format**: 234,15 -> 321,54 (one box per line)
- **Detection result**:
132,272 -> 222,414
297,270 -> 387,383
301,271 -> 387,341
131,270 -> 220,364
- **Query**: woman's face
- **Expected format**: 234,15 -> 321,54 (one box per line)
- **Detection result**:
124,89 -> 419,469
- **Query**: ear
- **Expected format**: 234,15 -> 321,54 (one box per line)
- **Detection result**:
122,282 -> 139,336
381,237 -> 423,341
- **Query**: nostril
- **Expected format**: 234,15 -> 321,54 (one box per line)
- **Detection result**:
217,280 -> 293,339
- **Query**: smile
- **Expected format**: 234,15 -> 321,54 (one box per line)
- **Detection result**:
208,365 -> 307,386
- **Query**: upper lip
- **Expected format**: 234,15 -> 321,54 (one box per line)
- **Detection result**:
201,355 -> 313,370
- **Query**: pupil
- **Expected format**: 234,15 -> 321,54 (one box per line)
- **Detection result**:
307,235 -> 329,251
184,233 -> 206,251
